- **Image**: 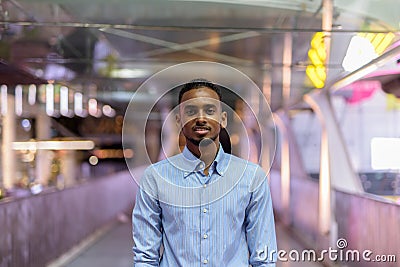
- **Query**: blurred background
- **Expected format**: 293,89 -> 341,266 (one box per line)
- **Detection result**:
0,0 -> 399,266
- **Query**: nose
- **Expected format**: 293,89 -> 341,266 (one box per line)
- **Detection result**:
198,109 -> 206,118
195,110 -> 207,123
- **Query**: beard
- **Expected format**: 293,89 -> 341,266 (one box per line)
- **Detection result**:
185,132 -> 218,146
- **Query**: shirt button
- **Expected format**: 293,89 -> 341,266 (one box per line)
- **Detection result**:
203,259 -> 208,264
199,163 -> 204,168
203,208 -> 208,213
203,233 -> 208,239
203,184 -> 207,188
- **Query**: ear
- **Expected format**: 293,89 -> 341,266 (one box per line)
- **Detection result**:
176,113 -> 182,128
220,111 -> 227,128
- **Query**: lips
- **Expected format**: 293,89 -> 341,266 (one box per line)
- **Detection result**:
193,126 -> 210,135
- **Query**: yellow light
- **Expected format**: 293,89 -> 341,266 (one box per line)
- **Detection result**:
316,46 -> 327,61
357,32 -> 395,55
308,49 -> 324,66
386,94 -> 400,110
370,33 -> 385,48
310,32 -> 325,48
316,66 -> 327,80
376,32 -> 395,54
365,33 -> 375,42
306,32 -> 327,89
306,65 -> 325,89
357,33 -> 366,38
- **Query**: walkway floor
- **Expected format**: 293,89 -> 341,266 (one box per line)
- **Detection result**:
274,223 -> 324,267
57,219 -> 324,267
64,219 -> 133,267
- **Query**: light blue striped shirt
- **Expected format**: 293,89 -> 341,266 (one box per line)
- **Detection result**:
132,145 -> 277,266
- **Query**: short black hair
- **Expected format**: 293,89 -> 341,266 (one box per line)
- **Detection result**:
178,78 -> 222,104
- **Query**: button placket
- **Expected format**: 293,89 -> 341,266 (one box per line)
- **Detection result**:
200,184 -> 210,266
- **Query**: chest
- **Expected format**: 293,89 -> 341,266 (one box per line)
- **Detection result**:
159,183 -> 251,232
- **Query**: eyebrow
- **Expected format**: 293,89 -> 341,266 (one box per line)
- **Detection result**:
204,104 -> 217,108
183,103 -> 217,109
183,104 -> 198,110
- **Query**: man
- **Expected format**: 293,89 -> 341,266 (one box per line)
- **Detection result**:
133,79 -> 277,266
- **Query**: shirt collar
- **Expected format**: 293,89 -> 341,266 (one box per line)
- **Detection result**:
181,144 -> 227,178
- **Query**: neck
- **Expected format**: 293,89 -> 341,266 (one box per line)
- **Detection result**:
187,139 -> 219,169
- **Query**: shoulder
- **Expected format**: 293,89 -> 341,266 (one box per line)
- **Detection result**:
139,154 -> 184,197
225,153 -> 266,175
144,153 -> 182,172
224,153 -> 268,191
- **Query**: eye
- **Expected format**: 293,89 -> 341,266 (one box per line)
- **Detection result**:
184,107 -> 197,116
205,107 -> 216,115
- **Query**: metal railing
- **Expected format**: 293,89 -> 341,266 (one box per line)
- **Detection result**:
0,171 -> 137,267
271,175 -> 400,267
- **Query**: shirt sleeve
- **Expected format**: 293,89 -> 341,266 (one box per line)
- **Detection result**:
132,168 -> 163,267
245,167 -> 277,267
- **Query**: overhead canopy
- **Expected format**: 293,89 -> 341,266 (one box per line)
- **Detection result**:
0,0 -> 398,110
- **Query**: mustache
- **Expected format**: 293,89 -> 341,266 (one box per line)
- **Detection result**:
186,134 -> 218,146
192,125 -> 211,131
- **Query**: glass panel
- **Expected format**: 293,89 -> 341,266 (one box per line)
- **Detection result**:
332,80 -> 400,198
290,109 -> 321,179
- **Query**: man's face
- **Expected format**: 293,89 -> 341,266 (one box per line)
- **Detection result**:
176,87 -> 227,146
